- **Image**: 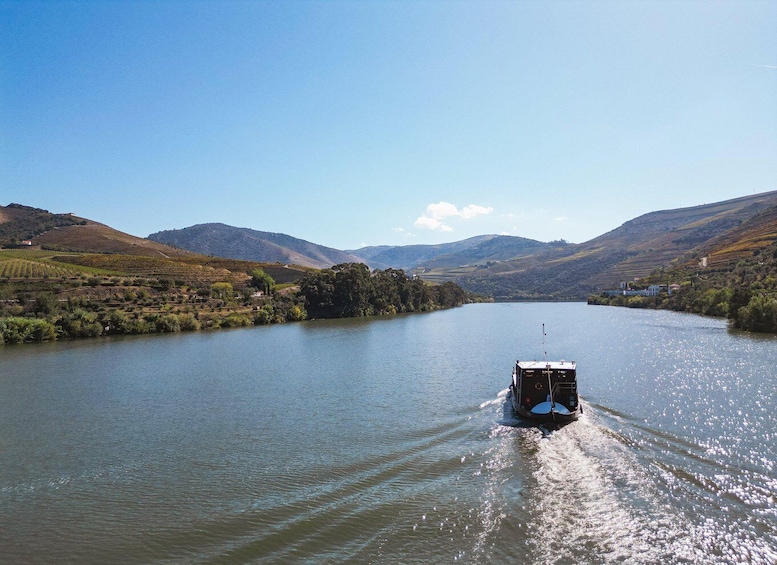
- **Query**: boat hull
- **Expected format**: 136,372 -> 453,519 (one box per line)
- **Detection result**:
508,359 -> 581,424
509,390 -> 581,423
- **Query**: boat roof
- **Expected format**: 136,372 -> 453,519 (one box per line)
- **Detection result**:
516,360 -> 576,370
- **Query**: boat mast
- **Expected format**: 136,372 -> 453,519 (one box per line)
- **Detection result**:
543,324 -> 556,420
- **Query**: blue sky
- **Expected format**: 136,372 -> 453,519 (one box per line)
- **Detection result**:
2,1 -> 775,250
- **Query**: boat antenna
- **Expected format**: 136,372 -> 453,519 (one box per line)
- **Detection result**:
543,323 -> 556,421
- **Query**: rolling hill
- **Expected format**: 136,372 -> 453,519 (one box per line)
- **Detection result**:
148,223 -> 363,269
4,189 -> 776,302
345,191 -> 777,299
0,204 -> 310,286
347,235 -> 502,270
447,190 -> 777,299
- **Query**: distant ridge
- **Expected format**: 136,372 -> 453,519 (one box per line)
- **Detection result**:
455,190 -> 777,299
148,223 -> 364,269
347,235 -> 501,270
5,189 -> 776,301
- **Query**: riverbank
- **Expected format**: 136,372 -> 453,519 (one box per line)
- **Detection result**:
0,263 -> 483,344
587,287 -> 777,334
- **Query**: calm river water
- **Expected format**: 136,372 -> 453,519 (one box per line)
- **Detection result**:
1,303 -> 775,564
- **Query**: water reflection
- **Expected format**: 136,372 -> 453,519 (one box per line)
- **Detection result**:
1,303 -> 775,563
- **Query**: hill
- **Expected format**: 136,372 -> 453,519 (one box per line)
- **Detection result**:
447,191 -> 777,300
4,190 -> 777,304
0,204 -> 310,287
347,235 -> 501,270
0,203 -> 197,258
685,203 -> 777,270
578,191 -> 777,288
0,203 -> 87,245
589,203 -> 777,333
148,223 -> 363,269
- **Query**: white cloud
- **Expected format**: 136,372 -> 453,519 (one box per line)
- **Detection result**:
425,201 -> 460,220
392,226 -> 416,238
414,201 -> 494,231
415,215 -> 452,231
461,204 -> 493,219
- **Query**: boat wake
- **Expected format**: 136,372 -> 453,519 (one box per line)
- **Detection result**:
484,394 -> 777,564
524,414 -> 674,563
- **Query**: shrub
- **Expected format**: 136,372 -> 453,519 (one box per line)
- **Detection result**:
253,305 -> 274,325
286,304 -> 306,321
155,314 -> 181,333
56,309 -> 103,338
177,313 -> 201,331
125,318 -> 152,334
0,317 -> 58,344
220,313 -> 252,327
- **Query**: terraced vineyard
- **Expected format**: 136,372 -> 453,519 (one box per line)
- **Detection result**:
174,256 -> 312,284
704,206 -> 777,268
53,254 -> 251,286
0,245 -> 311,288
0,258 -> 79,279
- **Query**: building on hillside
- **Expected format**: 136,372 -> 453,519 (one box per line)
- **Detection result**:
603,283 -> 665,297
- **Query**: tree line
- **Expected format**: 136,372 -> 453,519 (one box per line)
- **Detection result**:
0,264 -> 478,344
299,263 -> 475,318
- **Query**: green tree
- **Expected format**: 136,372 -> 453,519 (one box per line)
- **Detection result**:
333,263 -> 374,317
250,269 -> 275,295
299,263 -> 469,319
211,282 -> 234,300
371,268 -> 407,313
299,269 -> 336,317
32,292 -> 58,315
734,294 -> 777,332
286,304 -> 306,321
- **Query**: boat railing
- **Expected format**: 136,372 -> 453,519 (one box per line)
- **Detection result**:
551,381 -> 577,400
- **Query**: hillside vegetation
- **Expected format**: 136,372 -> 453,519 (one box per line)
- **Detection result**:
0,203 -> 86,243
4,189 -> 777,339
453,191 -> 777,301
589,205 -> 777,333
0,205 -> 475,344
0,246 -> 314,343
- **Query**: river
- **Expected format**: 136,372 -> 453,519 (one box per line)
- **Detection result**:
1,303 -> 775,564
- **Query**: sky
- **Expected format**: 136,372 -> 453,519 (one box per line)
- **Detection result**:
1,0 -> 776,250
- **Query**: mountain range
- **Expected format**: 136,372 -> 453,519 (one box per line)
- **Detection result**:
148,190 -> 777,299
3,190 -> 777,300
